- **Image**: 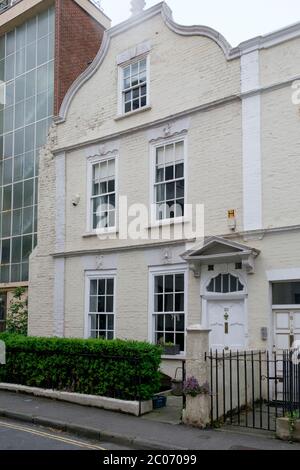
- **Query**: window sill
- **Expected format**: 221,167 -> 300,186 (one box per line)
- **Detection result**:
114,105 -> 152,121
161,354 -> 186,361
147,217 -> 190,230
83,229 -> 119,238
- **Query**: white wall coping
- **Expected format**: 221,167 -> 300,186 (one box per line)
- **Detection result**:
0,383 -> 153,417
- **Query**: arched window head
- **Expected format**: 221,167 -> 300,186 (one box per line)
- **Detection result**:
207,274 -> 244,294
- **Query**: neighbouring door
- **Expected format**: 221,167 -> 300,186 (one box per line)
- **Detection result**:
274,310 -> 300,400
0,293 -> 7,332
207,299 -> 245,352
274,310 -> 300,351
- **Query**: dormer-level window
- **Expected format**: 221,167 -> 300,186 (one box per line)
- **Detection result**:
121,57 -> 148,114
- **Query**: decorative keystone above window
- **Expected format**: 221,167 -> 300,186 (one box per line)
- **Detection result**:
117,41 -> 151,66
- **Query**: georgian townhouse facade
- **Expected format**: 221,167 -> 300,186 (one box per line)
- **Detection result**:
28,1 -> 300,376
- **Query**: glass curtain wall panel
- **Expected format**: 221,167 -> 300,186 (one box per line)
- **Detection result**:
0,6 -> 54,283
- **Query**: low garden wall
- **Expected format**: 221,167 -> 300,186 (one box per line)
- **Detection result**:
0,334 -> 162,404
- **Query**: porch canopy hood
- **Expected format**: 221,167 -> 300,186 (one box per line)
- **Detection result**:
182,236 -> 260,276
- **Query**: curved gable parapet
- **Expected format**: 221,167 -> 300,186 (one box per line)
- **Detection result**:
57,1 -> 238,123
161,2 -> 237,60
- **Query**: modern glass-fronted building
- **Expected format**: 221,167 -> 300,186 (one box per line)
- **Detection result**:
0,6 -> 54,284
0,0 -> 109,332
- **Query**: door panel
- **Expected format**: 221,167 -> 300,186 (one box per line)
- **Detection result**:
274,310 -> 300,399
208,300 -> 245,352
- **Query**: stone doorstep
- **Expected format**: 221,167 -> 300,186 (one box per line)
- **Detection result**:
276,417 -> 300,442
0,383 -> 153,417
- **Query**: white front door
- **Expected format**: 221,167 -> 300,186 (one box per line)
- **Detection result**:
207,299 -> 245,352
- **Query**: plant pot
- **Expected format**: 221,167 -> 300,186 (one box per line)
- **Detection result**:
152,395 -> 167,409
163,345 -> 180,356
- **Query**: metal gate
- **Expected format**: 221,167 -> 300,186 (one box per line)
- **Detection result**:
205,350 -> 295,432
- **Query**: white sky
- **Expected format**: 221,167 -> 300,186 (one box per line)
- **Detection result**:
100,0 -> 300,46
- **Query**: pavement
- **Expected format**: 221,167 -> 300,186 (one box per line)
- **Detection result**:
0,390 -> 299,450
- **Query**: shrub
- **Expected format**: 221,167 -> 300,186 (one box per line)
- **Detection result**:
0,334 -> 162,401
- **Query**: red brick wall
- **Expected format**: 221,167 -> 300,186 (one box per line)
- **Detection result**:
54,0 -> 105,116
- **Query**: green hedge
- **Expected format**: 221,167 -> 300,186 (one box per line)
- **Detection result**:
0,334 -> 162,401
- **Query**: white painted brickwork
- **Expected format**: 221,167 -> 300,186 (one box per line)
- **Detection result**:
28,5 -> 300,354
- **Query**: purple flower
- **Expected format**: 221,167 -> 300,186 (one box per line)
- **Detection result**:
183,377 -> 210,397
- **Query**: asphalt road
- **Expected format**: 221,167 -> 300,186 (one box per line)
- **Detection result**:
0,418 -> 131,450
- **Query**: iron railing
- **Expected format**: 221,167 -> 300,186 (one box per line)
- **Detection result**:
205,350 -> 285,432
282,349 -> 300,417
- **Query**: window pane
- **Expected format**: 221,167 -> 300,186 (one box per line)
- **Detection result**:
175,141 -> 184,161
37,36 -> 48,66
1,238 -> 10,264
98,279 -> 105,295
89,296 -> 97,313
165,144 -> 174,164
175,163 -> 184,179
22,206 -> 33,233
26,18 -> 37,44
165,165 -> 174,181
165,314 -> 174,332
175,293 -> 184,312
13,182 -> 22,209
90,280 -> 97,295
3,185 -> 11,210
99,315 -> 106,330
166,182 -> 175,200
24,179 -> 34,206
14,128 -> 24,156
106,296 -> 114,313
12,236 -> 21,263
98,296 -> 105,313
165,275 -> 174,293
223,274 -> 229,293
165,294 -> 173,312
12,209 -> 22,235
26,70 -> 36,98
16,48 -> 25,76
272,282 -> 300,305
11,263 -> 21,282
156,184 -> 165,203
175,274 -> 184,292
155,294 -> 163,313
2,211 -> 11,237
176,333 -> 185,352
38,11 -> 48,38
107,279 -> 114,295
6,31 -> 15,56
26,42 -> 36,71
107,314 -> 114,330
155,314 -> 164,331
155,276 -> 164,294
14,155 -> 23,181
22,235 -> 32,260
175,314 -> 185,332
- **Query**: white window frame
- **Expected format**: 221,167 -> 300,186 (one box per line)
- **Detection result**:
117,54 -> 151,117
86,153 -> 118,235
84,270 -> 117,340
148,264 -> 188,355
150,134 -> 188,226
